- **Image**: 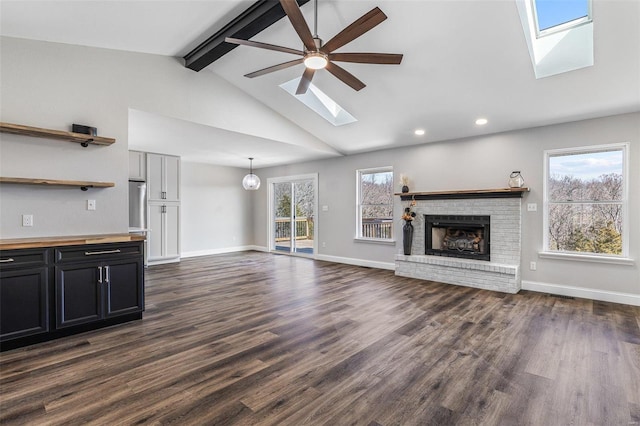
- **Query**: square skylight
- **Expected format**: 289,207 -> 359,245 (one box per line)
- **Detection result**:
533,0 -> 591,36
280,78 -> 357,127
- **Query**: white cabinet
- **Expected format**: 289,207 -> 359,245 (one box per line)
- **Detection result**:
148,202 -> 180,263
128,151 -> 146,181
146,153 -> 180,265
147,153 -> 180,202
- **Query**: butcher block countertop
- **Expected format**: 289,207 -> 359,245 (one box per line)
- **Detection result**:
0,233 -> 146,250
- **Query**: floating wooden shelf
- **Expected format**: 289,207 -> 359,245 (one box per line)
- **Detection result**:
0,177 -> 115,191
0,122 -> 115,147
396,187 -> 530,201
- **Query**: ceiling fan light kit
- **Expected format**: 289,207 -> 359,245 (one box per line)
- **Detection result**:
304,51 -> 328,70
225,0 -> 403,94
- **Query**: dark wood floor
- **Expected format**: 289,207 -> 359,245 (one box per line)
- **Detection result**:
1,252 -> 640,425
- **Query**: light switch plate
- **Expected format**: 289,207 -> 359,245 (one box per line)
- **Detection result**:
87,200 -> 96,210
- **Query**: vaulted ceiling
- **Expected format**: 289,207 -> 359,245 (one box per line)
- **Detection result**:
1,1 -> 639,168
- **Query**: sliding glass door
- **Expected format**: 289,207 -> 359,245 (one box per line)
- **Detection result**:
270,175 -> 317,256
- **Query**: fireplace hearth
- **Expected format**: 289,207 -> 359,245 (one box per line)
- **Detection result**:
425,215 -> 490,261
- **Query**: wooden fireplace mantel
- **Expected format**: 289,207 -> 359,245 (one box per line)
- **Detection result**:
396,187 -> 530,201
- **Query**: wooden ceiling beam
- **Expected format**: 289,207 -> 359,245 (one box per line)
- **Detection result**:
183,0 -> 311,72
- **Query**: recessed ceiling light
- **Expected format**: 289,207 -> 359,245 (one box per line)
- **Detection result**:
475,118 -> 488,125
414,129 -> 425,136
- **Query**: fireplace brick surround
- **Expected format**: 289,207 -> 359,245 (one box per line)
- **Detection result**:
395,193 -> 524,293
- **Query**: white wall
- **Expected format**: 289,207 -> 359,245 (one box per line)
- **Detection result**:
0,36 -> 320,238
253,113 -> 640,301
180,161 -> 253,257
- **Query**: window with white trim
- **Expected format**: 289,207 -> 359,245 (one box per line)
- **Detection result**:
544,143 -> 628,257
356,167 -> 393,241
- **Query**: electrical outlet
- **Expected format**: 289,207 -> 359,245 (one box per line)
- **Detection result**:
87,200 -> 96,211
22,214 -> 33,227
530,261 -> 537,271
527,203 -> 537,212
322,242 -> 326,248
322,205 -> 329,212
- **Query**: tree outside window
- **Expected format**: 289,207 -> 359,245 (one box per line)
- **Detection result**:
545,144 -> 627,256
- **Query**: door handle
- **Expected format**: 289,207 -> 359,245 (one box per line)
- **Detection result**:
105,265 -> 110,283
98,266 -> 103,284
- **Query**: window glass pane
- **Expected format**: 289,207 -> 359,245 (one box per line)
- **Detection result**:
547,203 -> 622,255
548,150 -> 623,202
359,170 -> 393,239
535,0 -> 589,31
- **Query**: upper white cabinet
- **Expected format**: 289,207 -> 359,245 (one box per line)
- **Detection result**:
129,151 -> 146,181
147,153 -> 180,202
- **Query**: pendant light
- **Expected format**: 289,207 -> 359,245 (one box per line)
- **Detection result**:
242,157 -> 261,190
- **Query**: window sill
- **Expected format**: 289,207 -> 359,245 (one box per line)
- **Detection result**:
354,237 -> 396,245
538,251 -> 635,266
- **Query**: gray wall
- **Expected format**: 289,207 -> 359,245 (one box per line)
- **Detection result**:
254,113 -> 640,299
181,161 -> 254,256
0,36 -> 311,239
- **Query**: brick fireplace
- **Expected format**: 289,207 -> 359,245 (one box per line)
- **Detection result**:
395,188 -> 527,293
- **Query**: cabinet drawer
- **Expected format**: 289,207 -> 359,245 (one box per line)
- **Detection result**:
0,248 -> 49,270
55,243 -> 143,264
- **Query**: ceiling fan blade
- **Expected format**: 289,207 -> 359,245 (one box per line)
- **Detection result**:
244,58 -> 304,78
280,0 -> 317,52
325,62 -> 366,91
225,37 -> 304,56
322,7 -> 387,53
329,53 -> 403,65
296,68 -> 316,95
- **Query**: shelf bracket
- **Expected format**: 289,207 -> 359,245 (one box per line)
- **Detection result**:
80,185 -> 94,191
80,138 -> 94,148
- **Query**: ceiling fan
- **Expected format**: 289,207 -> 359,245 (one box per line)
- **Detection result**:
225,0 -> 403,95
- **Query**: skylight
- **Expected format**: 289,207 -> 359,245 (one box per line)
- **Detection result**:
516,0 -> 594,78
280,78 -> 357,127
533,0 -> 591,36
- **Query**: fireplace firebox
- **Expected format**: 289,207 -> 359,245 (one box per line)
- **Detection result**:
425,215 -> 490,261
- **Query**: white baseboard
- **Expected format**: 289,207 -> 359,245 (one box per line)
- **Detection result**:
147,257 -> 181,266
315,254 -> 395,271
521,280 -> 640,307
181,245 -> 265,258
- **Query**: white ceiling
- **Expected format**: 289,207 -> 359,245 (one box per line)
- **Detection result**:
2,0 -> 639,168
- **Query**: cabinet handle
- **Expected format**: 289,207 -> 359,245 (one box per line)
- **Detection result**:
98,266 -> 103,284
85,249 -> 121,256
105,265 -> 110,283
0,258 -> 15,263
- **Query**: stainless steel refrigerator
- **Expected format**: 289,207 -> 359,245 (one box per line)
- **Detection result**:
128,180 -> 147,230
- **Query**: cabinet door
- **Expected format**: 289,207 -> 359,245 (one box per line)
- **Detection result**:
0,267 -> 49,341
148,203 -> 180,261
56,264 -> 102,328
147,153 -> 164,201
148,203 -> 164,260
129,151 -> 146,181
165,204 -> 180,258
104,258 -> 143,318
164,155 -> 180,202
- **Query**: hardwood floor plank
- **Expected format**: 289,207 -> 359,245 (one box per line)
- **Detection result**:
1,251 -> 639,425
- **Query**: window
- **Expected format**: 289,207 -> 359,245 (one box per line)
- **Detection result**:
532,0 -> 591,37
544,143 -> 628,258
356,167 -> 393,241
